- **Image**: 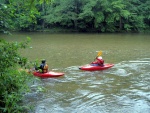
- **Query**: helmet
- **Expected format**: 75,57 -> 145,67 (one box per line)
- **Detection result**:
98,56 -> 102,59
41,59 -> 46,63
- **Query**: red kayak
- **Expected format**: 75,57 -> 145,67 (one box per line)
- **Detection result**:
33,71 -> 64,78
79,64 -> 114,71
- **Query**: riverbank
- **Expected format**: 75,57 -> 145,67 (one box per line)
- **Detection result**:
1,27 -> 150,34
28,27 -> 150,34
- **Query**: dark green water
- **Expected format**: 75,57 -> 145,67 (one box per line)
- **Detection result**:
1,33 -> 150,113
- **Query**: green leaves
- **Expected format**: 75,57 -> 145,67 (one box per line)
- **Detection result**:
0,0 -> 39,31
0,38 -> 30,73
0,38 -> 33,113
94,12 -> 104,28
111,0 -> 125,10
121,10 -> 130,19
0,0 -> 149,32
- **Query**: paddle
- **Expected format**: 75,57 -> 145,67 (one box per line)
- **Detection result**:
97,51 -> 102,57
93,51 -> 102,61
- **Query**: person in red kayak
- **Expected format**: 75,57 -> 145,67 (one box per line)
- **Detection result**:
91,56 -> 104,66
34,59 -> 48,73
39,59 -> 48,73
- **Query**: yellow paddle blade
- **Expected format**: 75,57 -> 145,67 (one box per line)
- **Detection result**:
97,51 -> 102,56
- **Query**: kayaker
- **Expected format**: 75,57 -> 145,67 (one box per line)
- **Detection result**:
38,59 -> 48,73
91,56 -> 104,66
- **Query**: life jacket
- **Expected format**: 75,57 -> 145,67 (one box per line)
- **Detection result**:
43,64 -> 48,73
97,59 -> 104,65
96,57 -> 104,66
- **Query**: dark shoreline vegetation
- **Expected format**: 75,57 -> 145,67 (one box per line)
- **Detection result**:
20,27 -> 150,33
0,0 -> 150,33
0,38 -> 36,113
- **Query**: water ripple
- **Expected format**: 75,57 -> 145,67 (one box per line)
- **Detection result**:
25,58 -> 150,113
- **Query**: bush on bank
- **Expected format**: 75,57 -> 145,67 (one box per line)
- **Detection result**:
0,38 -> 34,113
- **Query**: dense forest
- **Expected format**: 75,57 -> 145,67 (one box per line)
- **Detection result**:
0,0 -> 150,33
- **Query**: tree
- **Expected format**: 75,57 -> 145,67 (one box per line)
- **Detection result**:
124,0 -> 148,32
78,0 -> 96,31
0,0 -> 39,32
1,0 -> 149,32
0,1 -> 13,33
43,0 -> 82,29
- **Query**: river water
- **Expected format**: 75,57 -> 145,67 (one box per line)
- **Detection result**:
1,33 -> 150,113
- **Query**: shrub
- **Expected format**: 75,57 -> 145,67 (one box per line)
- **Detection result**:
0,38 -> 33,113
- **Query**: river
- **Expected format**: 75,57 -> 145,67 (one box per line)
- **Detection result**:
1,33 -> 150,113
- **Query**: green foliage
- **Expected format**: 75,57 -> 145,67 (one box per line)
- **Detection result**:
94,12 -> 104,28
1,0 -> 150,32
42,0 -> 150,32
0,0 -> 39,32
0,2 -> 14,33
11,0 -> 40,31
0,38 -> 30,72
43,0 -> 80,28
0,70 -> 31,113
0,38 -> 33,113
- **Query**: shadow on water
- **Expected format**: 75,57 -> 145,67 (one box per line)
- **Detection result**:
25,58 -> 150,113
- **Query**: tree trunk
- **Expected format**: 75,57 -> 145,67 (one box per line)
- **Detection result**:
119,16 -> 122,31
